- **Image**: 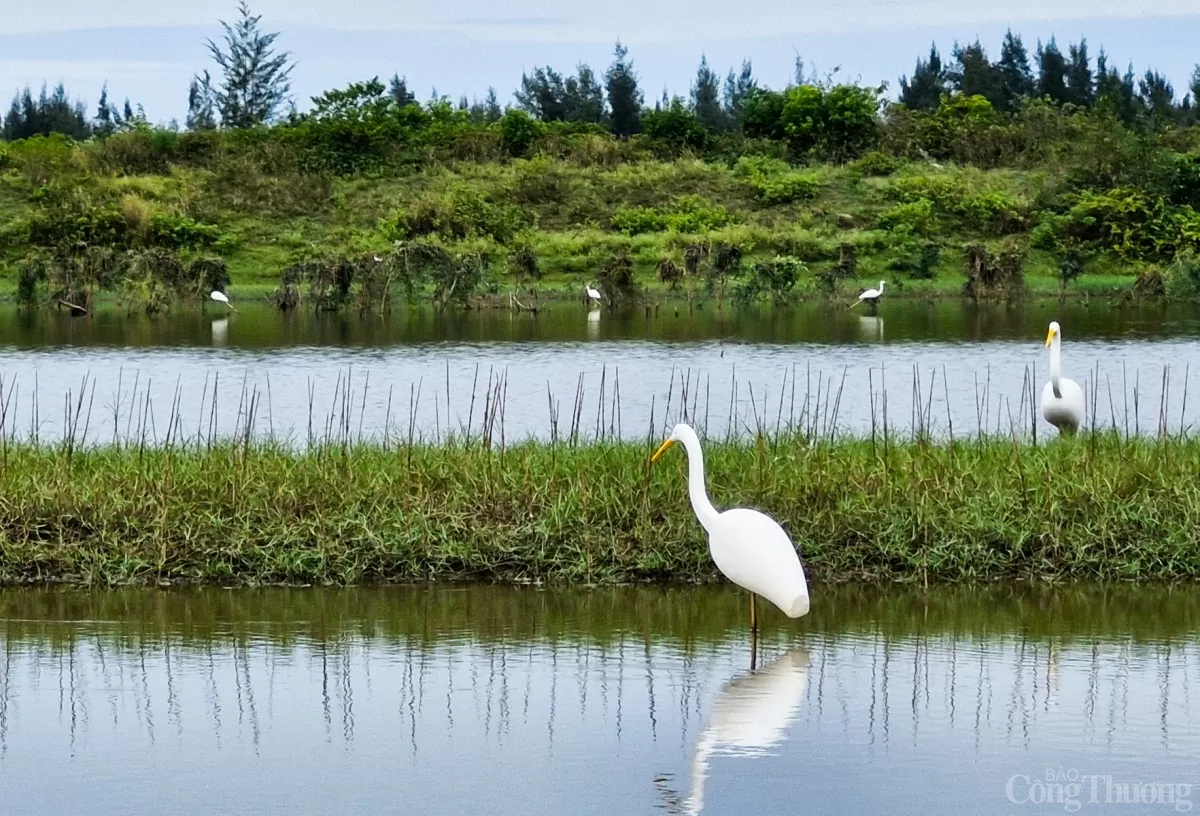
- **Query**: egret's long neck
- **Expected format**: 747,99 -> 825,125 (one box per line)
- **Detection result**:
1050,335 -> 1063,398
878,281 -> 885,294
678,432 -> 719,531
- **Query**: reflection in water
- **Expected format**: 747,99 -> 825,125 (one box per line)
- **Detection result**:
681,649 -> 809,814
587,307 -> 601,339
0,585 -> 1197,814
210,318 -> 228,347
857,315 -> 883,343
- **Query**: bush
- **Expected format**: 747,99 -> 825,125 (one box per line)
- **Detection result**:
391,189 -> 528,244
877,199 -> 936,235
736,255 -> 805,302
1165,251 -> 1200,299
610,195 -> 731,235
641,100 -> 708,154
498,110 -> 541,158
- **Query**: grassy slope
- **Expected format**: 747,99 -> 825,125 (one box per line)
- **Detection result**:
1,433 -> 1197,586
0,155 -> 1142,303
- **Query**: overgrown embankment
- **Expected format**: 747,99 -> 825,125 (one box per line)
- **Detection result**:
4,91 -> 1200,313
2,434 -> 1198,586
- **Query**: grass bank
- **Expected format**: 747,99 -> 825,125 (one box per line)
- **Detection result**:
3,433 -> 1199,586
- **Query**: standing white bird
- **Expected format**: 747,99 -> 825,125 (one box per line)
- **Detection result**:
651,423 -> 810,636
849,280 -> 885,309
209,290 -> 236,312
585,285 -> 602,303
1040,320 -> 1085,435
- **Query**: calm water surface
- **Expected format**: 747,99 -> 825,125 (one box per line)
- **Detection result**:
5,301 -> 1200,442
0,584 -> 1197,815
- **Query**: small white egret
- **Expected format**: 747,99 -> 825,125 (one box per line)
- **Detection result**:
1040,320 -> 1084,435
651,423 -> 810,639
373,255 -> 383,263
680,649 -> 810,815
209,290 -> 236,312
586,285 -> 602,303
849,280 -> 885,309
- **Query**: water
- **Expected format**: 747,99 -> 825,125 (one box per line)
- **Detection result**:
6,301 -> 1200,443
0,584 -> 1197,815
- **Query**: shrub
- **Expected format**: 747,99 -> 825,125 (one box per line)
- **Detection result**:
498,110 -> 541,158
1165,251 -> 1200,299
391,189 -> 528,244
641,100 -> 709,154
962,242 -> 1026,299
877,199 -> 936,235
610,196 -> 731,235
736,255 -> 805,302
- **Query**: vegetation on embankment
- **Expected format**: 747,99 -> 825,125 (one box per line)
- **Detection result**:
3,433 -> 1200,586
5,21 -> 1200,311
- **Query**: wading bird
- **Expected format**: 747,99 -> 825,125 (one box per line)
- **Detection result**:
849,280 -> 885,309
1040,320 -> 1084,435
586,285 -> 602,304
210,290 -> 236,312
650,423 -> 809,652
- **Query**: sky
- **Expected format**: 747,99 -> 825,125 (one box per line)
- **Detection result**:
1,0 -> 1198,123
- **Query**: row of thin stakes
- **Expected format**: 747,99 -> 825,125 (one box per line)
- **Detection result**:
0,359 -> 1193,458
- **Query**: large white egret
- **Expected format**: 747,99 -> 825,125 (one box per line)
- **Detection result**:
680,649 -> 810,815
651,423 -> 810,636
210,290 -> 236,312
849,280 -> 885,309
1040,320 -> 1084,435
585,285 -> 602,303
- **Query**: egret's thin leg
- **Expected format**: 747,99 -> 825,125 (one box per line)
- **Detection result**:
749,592 -> 758,671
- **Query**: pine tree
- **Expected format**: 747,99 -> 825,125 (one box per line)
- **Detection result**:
1065,40 -> 1094,108
998,30 -> 1035,109
1036,38 -> 1070,104
899,44 -> 945,110
205,1 -> 293,128
389,75 -> 416,107
514,66 -> 567,121
1139,70 -> 1176,122
484,87 -> 502,122
95,83 -> 117,136
187,70 -> 218,130
1191,65 -> 1200,112
691,55 -> 724,131
947,40 -> 1004,108
723,60 -> 756,130
793,53 -> 806,86
564,64 -> 605,123
605,41 -> 643,138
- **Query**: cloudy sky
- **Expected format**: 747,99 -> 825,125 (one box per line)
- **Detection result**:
2,0 -> 1198,122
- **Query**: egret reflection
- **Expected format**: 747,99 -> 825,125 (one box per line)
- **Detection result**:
211,317 -> 228,346
681,648 -> 810,814
858,315 -> 883,343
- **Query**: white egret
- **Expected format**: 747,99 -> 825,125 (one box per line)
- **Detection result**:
586,285 -> 602,303
849,280 -> 885,309
1040,320 -> 1084,435
209,290 -> 236,312
650,423 -> 810,638
680,649 -> 810,815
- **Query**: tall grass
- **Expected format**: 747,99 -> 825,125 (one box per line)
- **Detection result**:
3,425 -> 1200,586
2,361 -> 1200,587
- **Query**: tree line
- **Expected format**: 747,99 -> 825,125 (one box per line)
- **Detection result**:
3,2 -> 1200,143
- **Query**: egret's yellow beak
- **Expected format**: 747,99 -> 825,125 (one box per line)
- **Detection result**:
650,438 -> 675,463
1044,327 -> 1055,347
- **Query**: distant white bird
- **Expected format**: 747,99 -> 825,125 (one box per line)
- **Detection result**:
681,649 -> 810,815
374,255 -> 383,263
586,285 -> 602,302
849,280 -> 885,309
651,423 -> 810,637
209,290 -> 236,312
1040,320 -> 1085,435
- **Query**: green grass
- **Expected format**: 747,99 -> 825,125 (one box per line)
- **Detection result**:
3,432 -> 1200,586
